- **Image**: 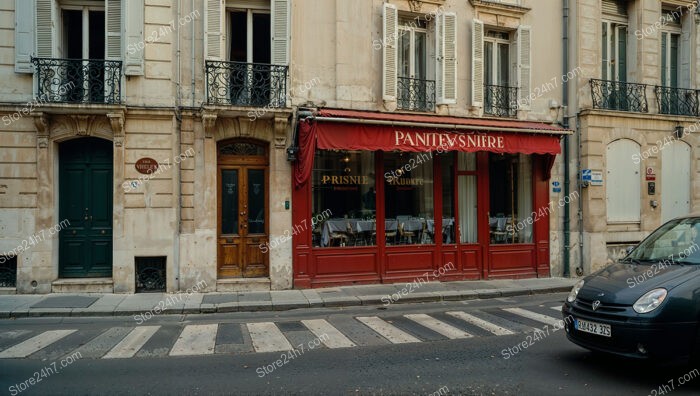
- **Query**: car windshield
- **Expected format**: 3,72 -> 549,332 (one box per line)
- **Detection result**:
625,217 -> 700,264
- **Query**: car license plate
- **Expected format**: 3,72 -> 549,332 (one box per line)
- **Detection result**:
575,319 -> 611,337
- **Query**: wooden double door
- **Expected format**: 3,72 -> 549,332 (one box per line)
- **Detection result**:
217,140 -> 269,278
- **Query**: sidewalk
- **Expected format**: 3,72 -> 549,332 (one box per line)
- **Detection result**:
0,277 -> 577,318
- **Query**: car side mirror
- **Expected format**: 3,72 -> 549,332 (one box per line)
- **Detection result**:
625,246 -> 635,255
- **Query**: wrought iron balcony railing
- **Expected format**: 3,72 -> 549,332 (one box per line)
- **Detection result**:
205,61 -> 288,107
31,57 -> 122,104
654,86 -> 700,117
397,77 -> 436,112
590,79 -> 648,113
484,84 -> 518,117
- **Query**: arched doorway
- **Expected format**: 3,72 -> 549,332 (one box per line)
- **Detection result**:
217,139 -> 269,278
58,137 -> 113,277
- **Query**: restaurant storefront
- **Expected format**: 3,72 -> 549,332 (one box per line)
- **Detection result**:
292,109 -> 569,288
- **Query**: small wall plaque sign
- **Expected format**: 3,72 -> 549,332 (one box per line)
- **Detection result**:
135,158 -> 159,175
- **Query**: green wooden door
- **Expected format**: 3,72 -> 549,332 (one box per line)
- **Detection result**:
59,138 -> 113,278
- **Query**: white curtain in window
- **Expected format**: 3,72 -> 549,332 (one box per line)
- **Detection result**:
516,154 -> 533,243
458,175 -> 477,243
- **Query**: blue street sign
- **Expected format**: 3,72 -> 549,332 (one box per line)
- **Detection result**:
553,187 -> 561,193
581,169 -> 592,181
552,181 -> 560,187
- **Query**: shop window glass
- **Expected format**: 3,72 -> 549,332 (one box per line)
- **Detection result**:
488,154 -> 533,244
457,152 -> 477,243
441,154 -> 456,244
312,150 -> 375,247
384,152 -> 434,245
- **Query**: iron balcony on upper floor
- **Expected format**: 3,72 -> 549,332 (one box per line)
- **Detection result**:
484,84 -> 518,118
205,61 -> 288,107
397,77 -> 436,112
590,78 -> 700,117
31,57 -> 122,105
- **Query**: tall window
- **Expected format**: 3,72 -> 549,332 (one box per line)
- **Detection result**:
384,152 -> 434,245
397,18 -> 431,111
457,153 -> 478,243
229,7 -> 271,106
660,9 -> 682,87
483,30 -> 518,117
488,154 -> 532,244
61,4 -> 105,102
601,0 -> 628,81
312,151 -> 375,247
484,30 -> 510,87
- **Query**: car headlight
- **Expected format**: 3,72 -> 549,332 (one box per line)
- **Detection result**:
567,279 -> 585,303
633,288 -> 668,314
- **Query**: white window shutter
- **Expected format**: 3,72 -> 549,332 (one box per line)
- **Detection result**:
436,12 -> 457,105
271,0 -> 289,65
382,3 -> 398,101
36,0 -> 53,58
516,25 -> 531,110
680,21 -> 691,89
124,0 -> 144,75
106,0 -> 122,60
471,19 -> 484,107
204,0 -> 224,60
15,0 -> 35,73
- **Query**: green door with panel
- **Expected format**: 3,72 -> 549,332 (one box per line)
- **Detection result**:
59,138 -> 113,278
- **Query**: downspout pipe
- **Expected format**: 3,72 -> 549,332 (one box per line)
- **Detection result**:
562,0 -> 571,277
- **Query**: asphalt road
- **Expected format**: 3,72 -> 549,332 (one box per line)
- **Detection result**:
1,293 -> 698,396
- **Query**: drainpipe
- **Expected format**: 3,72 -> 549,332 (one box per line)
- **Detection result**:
562,0 -> 571,277
173,0 -> 182,292
191,0 -> 196,107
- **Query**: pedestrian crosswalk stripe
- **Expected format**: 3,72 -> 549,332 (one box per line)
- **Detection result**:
0,330 -> 76,359
247,322 -> 293,353
69,327 -> 133,359
301,319 -> 356,349
446,311 -> 515,336
404,314 -> 472,339
356,316 -> 421,344
551,306 -> 562,311
170,324 -> 218,356
103,326 -> 160,359
502,308 -> 562,326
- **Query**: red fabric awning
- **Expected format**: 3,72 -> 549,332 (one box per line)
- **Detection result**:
315,122 -> 561,154
294,109 -> 570,187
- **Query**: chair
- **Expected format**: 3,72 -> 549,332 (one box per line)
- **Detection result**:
420,221 -> 432,244
398,222 -> 416,244
329,223 -> 350,247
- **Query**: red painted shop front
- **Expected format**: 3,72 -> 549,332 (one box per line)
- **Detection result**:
291,109 -> 569,288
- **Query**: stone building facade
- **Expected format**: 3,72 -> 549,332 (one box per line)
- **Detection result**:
569,0 -> 700,274
0,0 -> 576,294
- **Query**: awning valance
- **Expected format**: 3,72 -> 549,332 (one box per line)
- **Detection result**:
315,122 -> 562,154
294,109 -> 569,188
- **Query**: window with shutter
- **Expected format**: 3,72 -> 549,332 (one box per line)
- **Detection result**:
271,0 -> 289,66
436,12 -> 456,105
124,0 -> 144,76
382,3 -> 398,102
205,0 -> 224,60
14,0 -> 35,73
471,19 -> 484,108
516,25 -> 531,110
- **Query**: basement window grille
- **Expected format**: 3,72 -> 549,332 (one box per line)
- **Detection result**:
135,257 -> 166,293
0,256 -> 17,288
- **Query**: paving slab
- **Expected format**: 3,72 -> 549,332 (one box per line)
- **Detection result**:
31,295 -> 99,308
321,296 -> 361,307
237,291 -> 271,302
237,300 -> 273,311
300,289 -> 323,307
